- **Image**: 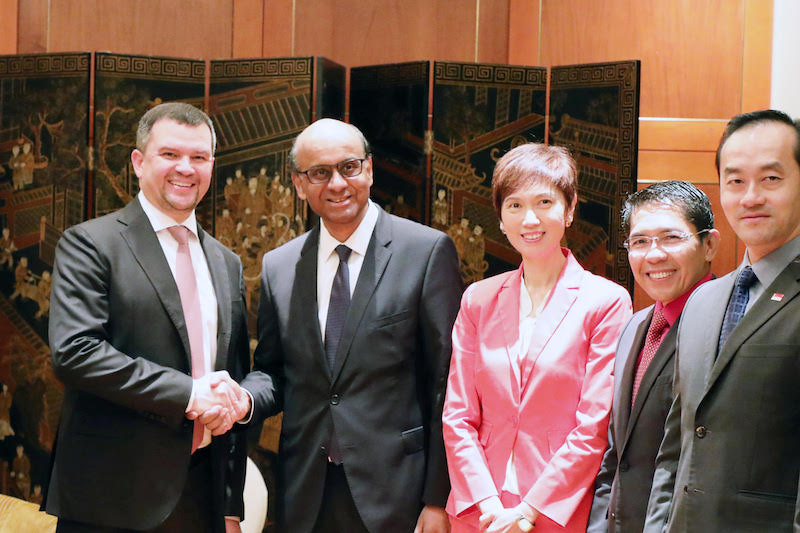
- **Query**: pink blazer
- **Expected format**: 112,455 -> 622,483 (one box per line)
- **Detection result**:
443,250 -> 632,531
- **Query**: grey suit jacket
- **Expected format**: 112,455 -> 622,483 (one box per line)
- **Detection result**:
44,198 -> 250,531
644,258 -> 800,532
241,208 -> 462,533
588,305 -> 677,533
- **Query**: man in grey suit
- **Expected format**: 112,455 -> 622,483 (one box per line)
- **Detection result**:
45,103 -> 251,533
644,109 -> 800,532
588,181 -> 720,533
238,119 -> 462,533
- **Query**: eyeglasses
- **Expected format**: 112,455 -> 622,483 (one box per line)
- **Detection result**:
623,229 -> 710,254
295,158 -> 367,184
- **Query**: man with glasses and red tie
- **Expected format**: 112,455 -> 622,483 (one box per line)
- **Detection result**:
644,110 -> 800,532
45,102 -> 251,533
237,118 -> 462,533
587,180 -> 720,533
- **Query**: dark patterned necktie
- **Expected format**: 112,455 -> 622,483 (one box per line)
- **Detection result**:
324,245 -> 352,370
717,266 -> 758,356
631,309 -> 668,405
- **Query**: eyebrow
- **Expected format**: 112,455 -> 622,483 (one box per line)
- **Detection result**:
723,160 -> 784,174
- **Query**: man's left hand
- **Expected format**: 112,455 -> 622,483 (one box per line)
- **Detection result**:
414,505 -> 450,533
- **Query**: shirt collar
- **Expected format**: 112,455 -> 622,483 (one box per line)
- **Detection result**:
318,200 -> 379,260
137,191 -> 199,239
656,271 -> 713,326
744,233 -> 800,290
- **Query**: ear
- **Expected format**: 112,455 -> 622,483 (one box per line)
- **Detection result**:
364,156 -> 374,187
131,149 -> 144,178
290,173 -> 307,200
703,228 -> 722,263
499,221 -> 505,234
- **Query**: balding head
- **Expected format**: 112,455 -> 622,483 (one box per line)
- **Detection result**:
290,119 -> 370,172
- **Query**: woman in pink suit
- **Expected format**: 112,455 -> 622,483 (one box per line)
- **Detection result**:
443,143 -> 632,532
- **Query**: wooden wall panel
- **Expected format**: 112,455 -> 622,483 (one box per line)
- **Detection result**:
262,0 -> 294,57
233,0 -> 264,57
478,0 -> 510,63
0,0 -> 18,53
19,0 -> 234,59
17,0 -> 47,53
742,0 -> 773,111
294,0 -> 485,66
508,0 -> 539,65
539,0 -> 744,118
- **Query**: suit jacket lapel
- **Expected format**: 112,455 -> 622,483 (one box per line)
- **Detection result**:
519,253 -> 580,391
498,268 -> 522,403
622,320 -> 677,452
118,199 -> 192,366
707,259 -> 800,392
198,227 -> 232,371
615,309 -> 651,445
294,226 -> 330,380
330,211 -> 392,384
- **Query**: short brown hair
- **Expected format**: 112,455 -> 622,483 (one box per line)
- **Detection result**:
491,143 -> 577,217
136,102 -> 216,154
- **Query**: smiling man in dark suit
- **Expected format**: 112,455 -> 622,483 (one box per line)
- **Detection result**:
238,118 -> 462,533
45,102 -> 251,533
587,180 -> 720,533
644,110 -> 800,532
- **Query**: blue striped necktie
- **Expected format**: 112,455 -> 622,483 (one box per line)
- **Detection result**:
717,266 -> 757,356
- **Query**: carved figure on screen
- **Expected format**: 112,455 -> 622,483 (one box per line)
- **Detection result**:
217,208 -> 236,249
447,217 -> 471,259
0,227 -> 16,269
433,188 -> 449,227
10,256 -> 35,301
461,224 -> 489,283
34,270 -> 52,319
392,195 -> 412,219
20,143 -> 35,187
29,484 -> 43,505
11,444 -> 32,501
0,383 -> 14,441
224,177 -> 241,215
10,144 -> 25,190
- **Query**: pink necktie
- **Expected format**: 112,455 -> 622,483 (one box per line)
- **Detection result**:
631,310 -> 668,406
168,225 -> 205,453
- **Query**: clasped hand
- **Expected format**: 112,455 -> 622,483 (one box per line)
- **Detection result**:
186,371 -> 250,435
478,497 -> 539,533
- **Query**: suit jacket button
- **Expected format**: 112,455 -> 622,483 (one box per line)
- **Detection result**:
330,394 -> 340,405
695,426 -> 707,438
320,445 -> 328,456
619,461 -> 629,472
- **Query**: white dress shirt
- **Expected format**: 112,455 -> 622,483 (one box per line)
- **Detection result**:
316,200 -> 379,339
138,192 -> 218,447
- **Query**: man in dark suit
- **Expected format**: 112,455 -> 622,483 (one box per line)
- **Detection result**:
644,110 -> 800,532
238,119 -> 462,533
587,181 -> 720,533
45,103 -> 251,533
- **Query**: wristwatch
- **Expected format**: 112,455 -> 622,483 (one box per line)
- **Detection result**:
517,515 -> 535,531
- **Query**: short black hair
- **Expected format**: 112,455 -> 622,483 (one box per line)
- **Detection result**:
136,102 -> 216,155
715,109 -> 800,174
622,180 -> 714,238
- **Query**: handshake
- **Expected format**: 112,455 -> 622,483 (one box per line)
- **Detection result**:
187,371 -> 251,436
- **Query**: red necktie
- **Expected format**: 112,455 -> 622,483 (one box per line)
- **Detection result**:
631,310 -> 668,405
168,225 -> 206,453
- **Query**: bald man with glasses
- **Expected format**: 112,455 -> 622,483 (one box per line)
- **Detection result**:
237,119 -> 462,533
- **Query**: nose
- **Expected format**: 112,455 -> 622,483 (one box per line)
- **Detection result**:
740,181 -> 765,207
644,239 -> 668,260
326,168 -> 348,190
175,155 -> 194,174
522,209 -> 539,226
